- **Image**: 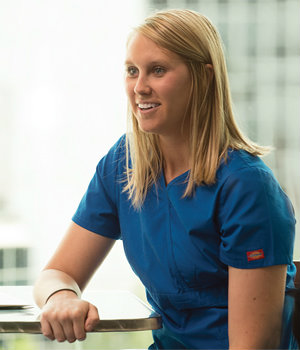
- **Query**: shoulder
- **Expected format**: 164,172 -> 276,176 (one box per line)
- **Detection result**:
217,149 -> 294,221
103,134 -> 126,162
96,134 -> 127,176
217,149 -> 275,186
216,149 -> 294,213
219,149 -> 272,175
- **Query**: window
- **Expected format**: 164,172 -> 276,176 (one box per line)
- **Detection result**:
0,247 -> 30,285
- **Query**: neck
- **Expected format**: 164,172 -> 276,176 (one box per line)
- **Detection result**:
159,135 -> 190,184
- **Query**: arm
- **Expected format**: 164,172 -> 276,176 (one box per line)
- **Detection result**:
33,221 -> 116,342
228,264 -> 287,349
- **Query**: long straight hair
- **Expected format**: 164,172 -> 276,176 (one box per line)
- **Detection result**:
123,9 -> 269,208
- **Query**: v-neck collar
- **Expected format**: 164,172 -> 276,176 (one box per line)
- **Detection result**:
159,169 -> 190,189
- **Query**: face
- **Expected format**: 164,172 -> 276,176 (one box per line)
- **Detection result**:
125,32 -> 191,138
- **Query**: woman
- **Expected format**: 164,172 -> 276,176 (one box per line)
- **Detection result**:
33,9 -> 298,349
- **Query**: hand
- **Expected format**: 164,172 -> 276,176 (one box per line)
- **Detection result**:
39,290 -> 100,342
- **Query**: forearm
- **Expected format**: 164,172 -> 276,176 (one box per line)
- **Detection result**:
33,269 -> 82,308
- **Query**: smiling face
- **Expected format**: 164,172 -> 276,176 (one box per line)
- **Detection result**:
125,32 -> 192,138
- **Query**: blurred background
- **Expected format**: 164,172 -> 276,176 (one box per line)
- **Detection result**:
0,0 -> 299,348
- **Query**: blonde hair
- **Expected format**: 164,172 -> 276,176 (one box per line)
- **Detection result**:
124,9 -> 269,208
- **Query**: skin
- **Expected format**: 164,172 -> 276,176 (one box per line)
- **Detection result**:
39,222 -> 115,342
38,32 -> 287,347
125,33 -> 192,137
125,32 -> 193,182
228,265 -> 287,349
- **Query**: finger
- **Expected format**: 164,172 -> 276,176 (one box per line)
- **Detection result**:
84,304 -> 100,332
40,319 -> 55,341
60,319 -> 77,343
73,320 -> 86,341
51,321 -> 67,342
72,311 -> 86,341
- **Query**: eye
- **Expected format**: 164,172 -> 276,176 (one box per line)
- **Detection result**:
126,66 -> 138,77
153,66 -> 165,76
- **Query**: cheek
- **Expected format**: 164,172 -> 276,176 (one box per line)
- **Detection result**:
125,82 -> 136,105
166,83 -> 190,107
161,74 -> 190,100
174,78 -> 191,106
124,80 -> 131,96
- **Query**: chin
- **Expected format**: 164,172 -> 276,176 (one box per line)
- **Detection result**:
137,122 -> 161,135
139,127 -> 157,135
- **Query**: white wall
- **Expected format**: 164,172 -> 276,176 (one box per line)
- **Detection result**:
0,0 -> 146,293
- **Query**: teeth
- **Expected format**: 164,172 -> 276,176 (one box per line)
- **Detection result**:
138,103 -> 160,109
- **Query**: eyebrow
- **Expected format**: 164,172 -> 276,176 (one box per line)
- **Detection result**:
124,60 -> 171,66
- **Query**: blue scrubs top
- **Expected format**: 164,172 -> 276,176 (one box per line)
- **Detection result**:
72,136 -> 297,349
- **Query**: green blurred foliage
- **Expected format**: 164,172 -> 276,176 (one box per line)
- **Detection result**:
0,331 -> 153,350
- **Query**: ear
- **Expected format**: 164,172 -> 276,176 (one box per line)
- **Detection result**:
205,64 -> 214,80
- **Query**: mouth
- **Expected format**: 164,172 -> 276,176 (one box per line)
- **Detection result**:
137,102 -> 161,111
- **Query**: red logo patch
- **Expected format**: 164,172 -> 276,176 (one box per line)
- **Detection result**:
247,249 -> 265,262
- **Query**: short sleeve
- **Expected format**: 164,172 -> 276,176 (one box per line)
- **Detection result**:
72,138 -> 125,240
218,167 -> 295,268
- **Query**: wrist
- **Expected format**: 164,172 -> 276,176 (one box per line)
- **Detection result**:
33,269 -> 82,308
46,289 -> 79,303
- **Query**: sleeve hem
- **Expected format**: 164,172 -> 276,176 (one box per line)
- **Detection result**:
219,253 -> 293,269
72,216 -> 121,240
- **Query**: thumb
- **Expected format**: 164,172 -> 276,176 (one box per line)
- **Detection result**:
84,303 -> 100,332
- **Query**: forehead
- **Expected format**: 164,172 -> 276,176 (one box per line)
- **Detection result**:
125,32 -> 181,64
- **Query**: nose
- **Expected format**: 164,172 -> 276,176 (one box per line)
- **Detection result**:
134,74 -> 152,95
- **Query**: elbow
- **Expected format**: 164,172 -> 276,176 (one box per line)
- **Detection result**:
264,331 -> 281,349
229,323 -> 282,350
263,320 -> 282,349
